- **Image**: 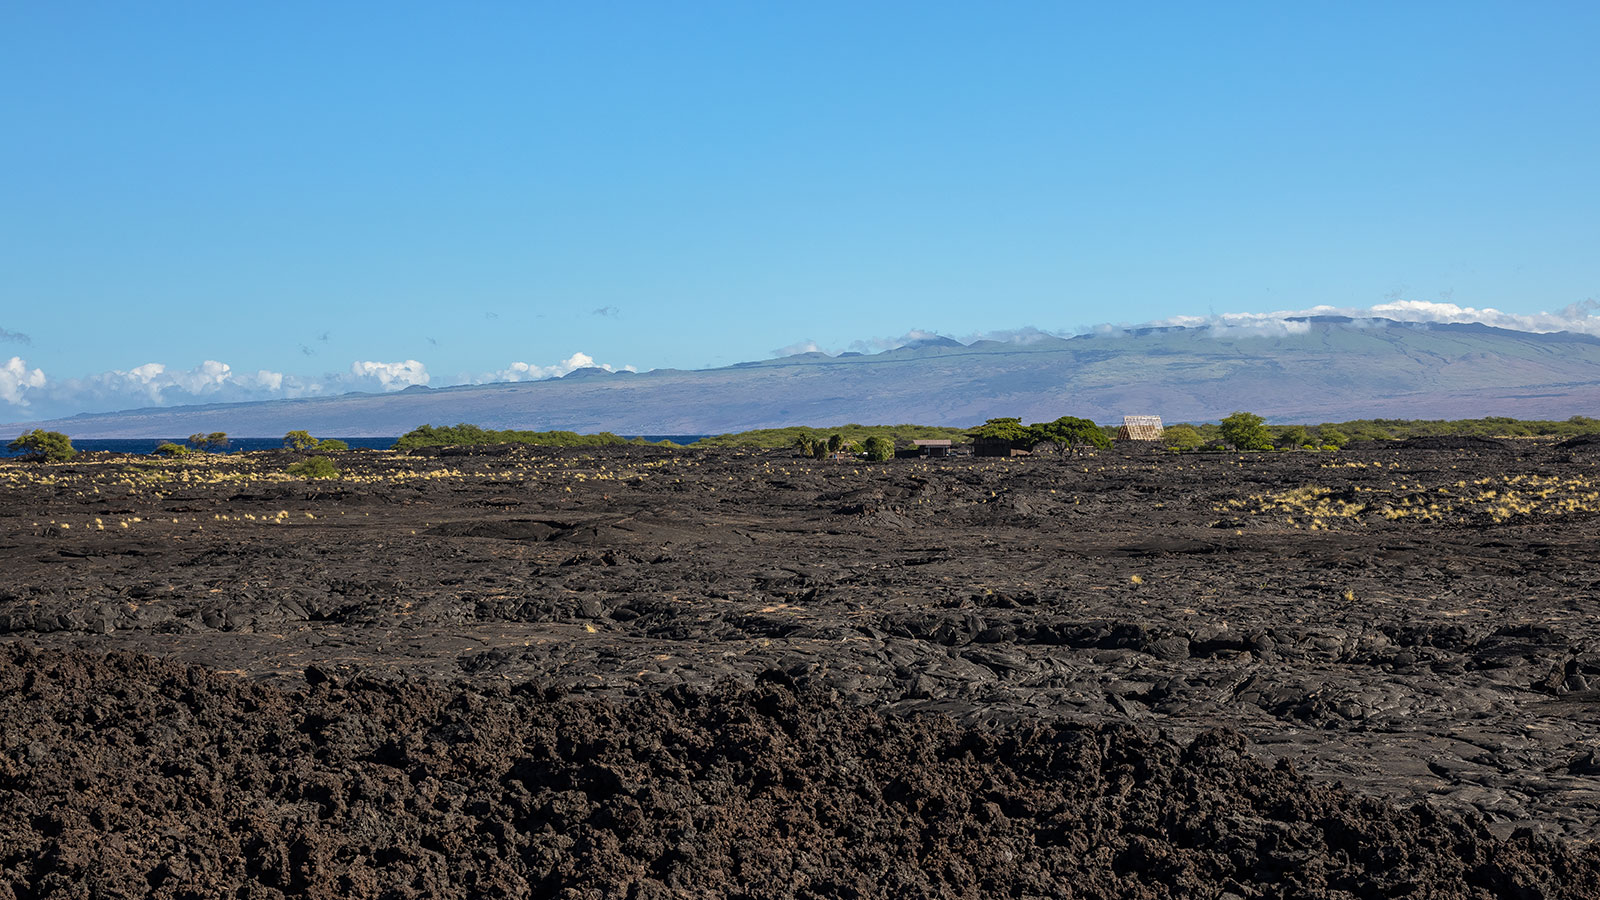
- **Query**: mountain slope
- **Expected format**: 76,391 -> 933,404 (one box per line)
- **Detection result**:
9,318 -> 1600,437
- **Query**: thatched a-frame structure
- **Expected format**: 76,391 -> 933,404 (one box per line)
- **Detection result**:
1116,415 -> 1164,442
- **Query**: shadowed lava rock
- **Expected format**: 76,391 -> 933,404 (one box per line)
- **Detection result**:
3,645 -> 1600,900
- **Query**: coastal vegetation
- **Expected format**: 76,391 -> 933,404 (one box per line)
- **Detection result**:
861,435 -> 895,462
286,456 -> 340,479
1312,416 -> 1600,441
187,432 -> 230,452
381,415 -> 1600,452
394,423 -> 675,450
1219,412 -> 1274,451
1167,415 -> 1600,450
968,416 -> 1112,451
8,416 -> 1592,465
1161,424 -> 1203,450
7,430 -> 76,463
284,431 -> 350,452
695,424 -> 967,449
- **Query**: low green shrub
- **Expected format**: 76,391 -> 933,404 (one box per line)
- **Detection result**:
8,430 -> 76,463
286,456 -> 339,479
862,435 -> 895,461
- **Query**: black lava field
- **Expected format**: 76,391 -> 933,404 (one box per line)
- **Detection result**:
5,437 -> 1600,898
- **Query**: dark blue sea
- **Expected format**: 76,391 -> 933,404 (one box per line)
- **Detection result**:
1,436 -> 711,458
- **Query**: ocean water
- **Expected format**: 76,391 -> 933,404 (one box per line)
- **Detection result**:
0,436 -> 711,458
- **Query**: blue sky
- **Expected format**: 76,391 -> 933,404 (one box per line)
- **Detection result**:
3,2 -> 1598,418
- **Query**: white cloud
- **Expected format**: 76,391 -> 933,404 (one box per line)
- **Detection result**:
1149,299 -> 1600,338
350,359 -> 430,390
1,359 -> 345,421
1,357 -> 46,406
486,352 -> 635,383
169,359 -> 233,394
845,329 -> 956,354
9,297 -> 1600,423
0,352 -> 658,421
247,369 -> 285,392
771,340 -> 827,358
33,360 -> 309,414
778,327 -> 1060,359
959,326 -> 1063,345
771,299 -> 1600,362
1150,315 -> 1313,338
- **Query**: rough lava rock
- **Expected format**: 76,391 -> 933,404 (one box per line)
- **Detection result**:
3,645 -> 1599,900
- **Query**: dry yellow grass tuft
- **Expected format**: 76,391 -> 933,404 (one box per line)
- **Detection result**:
1224,474 -> 1600,528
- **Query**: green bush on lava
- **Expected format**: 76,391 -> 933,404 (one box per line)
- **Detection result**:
7,430 -> 76,463
1220,412 -> 1273,451
394,423 -> 643,450
862,436 -> 895,461
286,456 -> 339,479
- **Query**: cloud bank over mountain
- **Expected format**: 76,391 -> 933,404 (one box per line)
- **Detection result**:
13,314 -> 1600,439
1152,300 -> 1600,337
767,301 -> 1600,358
6,300 -> 1599,422
0,353 -> 633,421
485,353 -> 637,384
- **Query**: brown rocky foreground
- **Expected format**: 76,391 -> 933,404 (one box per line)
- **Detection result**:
4,438 -> 1600,897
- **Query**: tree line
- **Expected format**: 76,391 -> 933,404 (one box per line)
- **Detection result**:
9,415 -> 1600,465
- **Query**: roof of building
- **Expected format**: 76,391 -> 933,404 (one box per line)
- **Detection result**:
1117,415 -> 1165,441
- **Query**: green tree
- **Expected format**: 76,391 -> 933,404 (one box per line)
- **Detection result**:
8,430 -> 76,463
862,436 -> 894,461
188,432 -> 229,452
153,442 -> 190,458
1027,416 -> 1111,449
969,417 -> 1029,443
1318,428 -> 1349,449
315,439 -> 349,451
794,435 -> 817,457
394,423 -> 634,450
1162,424 -> 1204,451
1274,425 -> 1309,449
1219,412 -> 1273,450
826,434 -> 845,454
284,430 -> 319,451
287,456 -> 339,479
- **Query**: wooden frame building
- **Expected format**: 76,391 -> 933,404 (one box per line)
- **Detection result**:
1116,415 -> 1164,442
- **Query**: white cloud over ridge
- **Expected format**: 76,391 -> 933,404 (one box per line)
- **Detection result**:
847,329 -> 946,354
771,340 -> 825,358
769,300 -> 1600,359
1152,300 -> 1600,338
1,352 -> 634,422
486,352 -> 635,383
350,359 -> 430,390
8,298 -> 1600,422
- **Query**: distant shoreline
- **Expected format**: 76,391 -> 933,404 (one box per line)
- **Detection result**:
0,435 -> 712,458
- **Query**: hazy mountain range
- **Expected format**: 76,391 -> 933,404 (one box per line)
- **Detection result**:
8,317 -> 1600,438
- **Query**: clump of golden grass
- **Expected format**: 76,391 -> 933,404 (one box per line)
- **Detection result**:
1221,474 -> 1600,528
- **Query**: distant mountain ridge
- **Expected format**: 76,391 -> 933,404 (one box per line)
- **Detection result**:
8,318 -> 1600,437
